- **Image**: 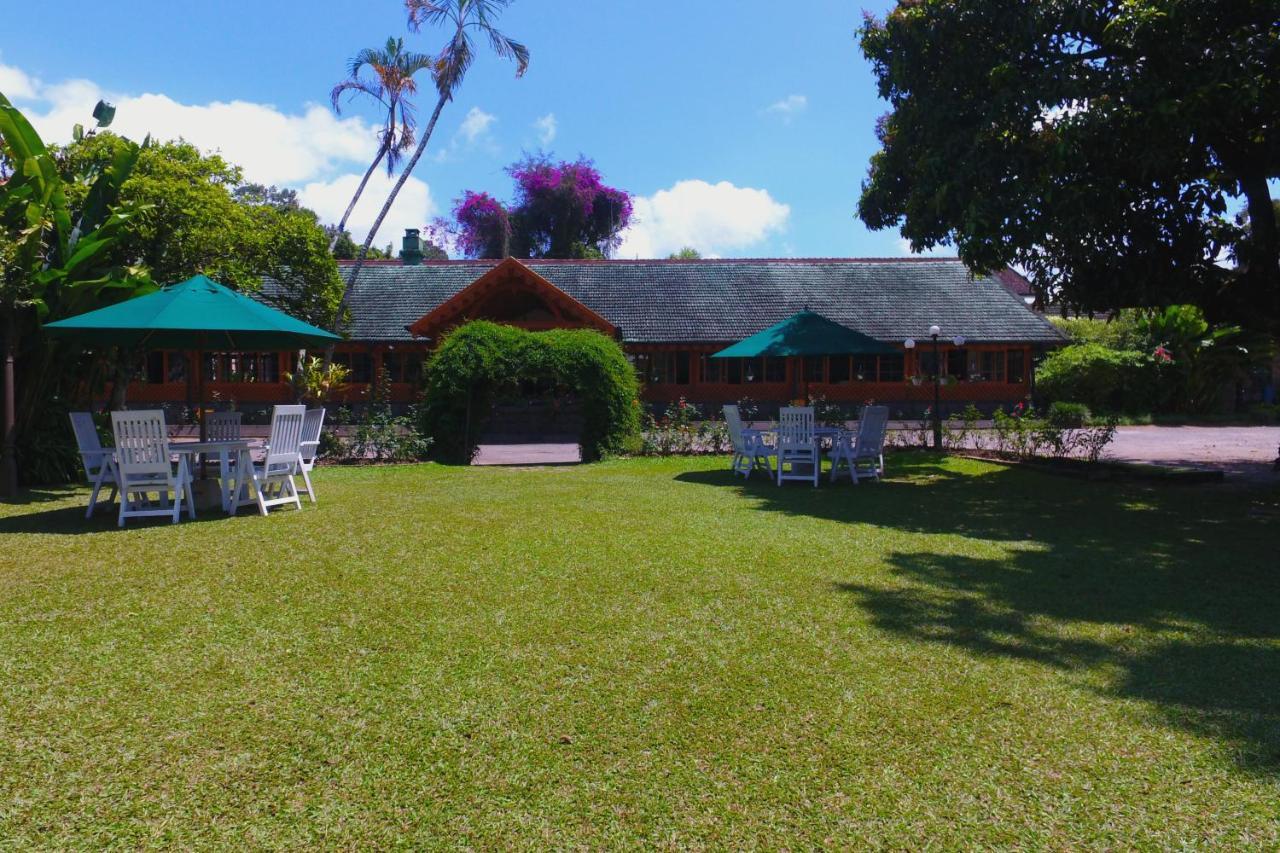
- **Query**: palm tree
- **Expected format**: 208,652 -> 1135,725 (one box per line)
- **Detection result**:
328,36 -> 433,253
332,0 -> 529,332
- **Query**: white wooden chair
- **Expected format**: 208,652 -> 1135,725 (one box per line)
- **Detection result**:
236,404 -> 305,515
205,410 -> 243,441
723,404 -> 774,479
830,405 -> 890,484
70,412 -> 118,518
297,407 -> 326,502
111,410 -> 193,527
776,406 -> 820,487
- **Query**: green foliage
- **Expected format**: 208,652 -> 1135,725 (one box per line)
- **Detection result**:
1046,402 -> 1090,429
1,98 -> 153,486
344,369 -> 432,463
667,247 -> 702,260
420,321 -> 640,463
1036,344 -> 1151,413
54,134 -> 344,327
286,356 -> 351,405
858,1 -> 1279,332
1049,315 -> 1143,350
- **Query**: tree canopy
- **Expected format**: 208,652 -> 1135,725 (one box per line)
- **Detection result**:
857,0 -> 1279,332
444,155 -> 633,259
56,134 -> 343,327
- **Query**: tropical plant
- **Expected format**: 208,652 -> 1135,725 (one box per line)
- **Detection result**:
286,356 -> 351,405
0,95 -> 153,494
328,36 -> 434,253
335,0 -> 529,333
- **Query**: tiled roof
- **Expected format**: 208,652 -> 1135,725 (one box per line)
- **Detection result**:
325,258 -> 1065,345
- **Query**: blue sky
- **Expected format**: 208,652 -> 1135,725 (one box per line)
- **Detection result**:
2,0 -> 922,259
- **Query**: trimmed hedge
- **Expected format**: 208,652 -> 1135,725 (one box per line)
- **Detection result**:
419,321 -> 641,462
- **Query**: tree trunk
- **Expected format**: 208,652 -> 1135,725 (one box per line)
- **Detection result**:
1,311 -> 18,498
108,347 -> 135,412
327,143 -> 390,254
332,93 -> 450,337
1239,170 -> 1278,275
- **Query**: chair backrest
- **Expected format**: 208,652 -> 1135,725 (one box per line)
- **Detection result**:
265,405 -> 306,475
854,405 -> 890,457
722,404 -> 747,454
69,412 -> 106,479
205,410 -> 243,442
299,408 -> 326,463
111,410 -> 170,479
777,406 -> 815,450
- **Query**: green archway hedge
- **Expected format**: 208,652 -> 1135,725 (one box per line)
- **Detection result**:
420,321 -> 641,462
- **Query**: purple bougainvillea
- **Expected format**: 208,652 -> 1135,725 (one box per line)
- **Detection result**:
448,155 -> 633,259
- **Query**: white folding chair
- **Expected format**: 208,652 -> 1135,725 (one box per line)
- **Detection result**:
205,410 -> 243,441
776,406 -> 820,487
296,408 -> 326,503
70,412 -> 118,518
723,404 -> 774,479
111,410 -> 193,527
236,405 -> 305,515
830,405 -> 889,484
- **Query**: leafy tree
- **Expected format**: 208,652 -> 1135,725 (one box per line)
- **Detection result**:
446,155 -> 633,259
58,134 -> 343,327
337,0 -> 529,334
857,1 -> 1280,332
668,247 -> 702,260
327,227 -> 391,260
328,36 -> 434,253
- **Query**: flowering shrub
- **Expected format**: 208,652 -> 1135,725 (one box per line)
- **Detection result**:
443,155 -> 634,259
639,398 -> 730,456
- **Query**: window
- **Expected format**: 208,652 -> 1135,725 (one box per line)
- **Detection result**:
803,356 -> 825,383
947,349 -> 967,380
1007,349 -> 1026,383
204,352 -> 280,382
764,357 -> 786,383
634,351 -> 691,385
967,350 -> 1005,382
332,351 -> 372,383
878,354 -> 905,382
700,354 -> 721,384
167,352 -> 187,383
853,355 -> 878,382
144,351 -> 165,384
828,356 -> 851,384
384,352 -> 426,384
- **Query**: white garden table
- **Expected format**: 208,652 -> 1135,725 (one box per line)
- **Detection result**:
166,440 -> 255,515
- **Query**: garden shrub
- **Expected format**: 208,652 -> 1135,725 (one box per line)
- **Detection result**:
1046,401 -> 1090,428
326,370 -> 433,463
420,321 -> 640,463
1035,343 -> 1150,412
639,398 -> 731,456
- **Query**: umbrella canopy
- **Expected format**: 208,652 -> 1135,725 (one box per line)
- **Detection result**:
44,274 -> 340,349
711,311 -> 896,359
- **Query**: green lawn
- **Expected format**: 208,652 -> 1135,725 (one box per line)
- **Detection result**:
1,455 -> 1277,847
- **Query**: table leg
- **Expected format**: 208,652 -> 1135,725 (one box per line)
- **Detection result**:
181,457 -> 197,520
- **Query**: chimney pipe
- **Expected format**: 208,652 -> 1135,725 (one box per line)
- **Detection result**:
401,228 -> 424,266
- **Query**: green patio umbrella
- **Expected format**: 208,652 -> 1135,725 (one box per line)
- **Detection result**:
711,310 -> 896,359
45,274 -> 340,439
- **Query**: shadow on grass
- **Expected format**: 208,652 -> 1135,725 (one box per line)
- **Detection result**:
0,490 -> 260,536
676,453 -> 1280,773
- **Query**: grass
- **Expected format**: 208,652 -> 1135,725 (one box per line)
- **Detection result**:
1,455 -> 1277,847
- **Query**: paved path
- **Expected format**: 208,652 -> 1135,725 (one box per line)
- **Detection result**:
1105,426 -> 1279,483
473,443 -> 582,466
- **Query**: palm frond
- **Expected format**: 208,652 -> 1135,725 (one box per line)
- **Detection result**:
405,0 -> 453,32
330,79 -> 387,113
485,30 -> 530,77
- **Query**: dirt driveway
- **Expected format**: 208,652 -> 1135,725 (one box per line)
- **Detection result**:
1106,426 -> 1279,483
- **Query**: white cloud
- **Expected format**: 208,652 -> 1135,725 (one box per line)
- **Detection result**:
0,58 -> 435,245
299,170 -> 436,249
617,180 -> 790,258
458,106 -> 496,143
532,112 -> 557,146
0,61 -> 38,100
764,94 -> 807,122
